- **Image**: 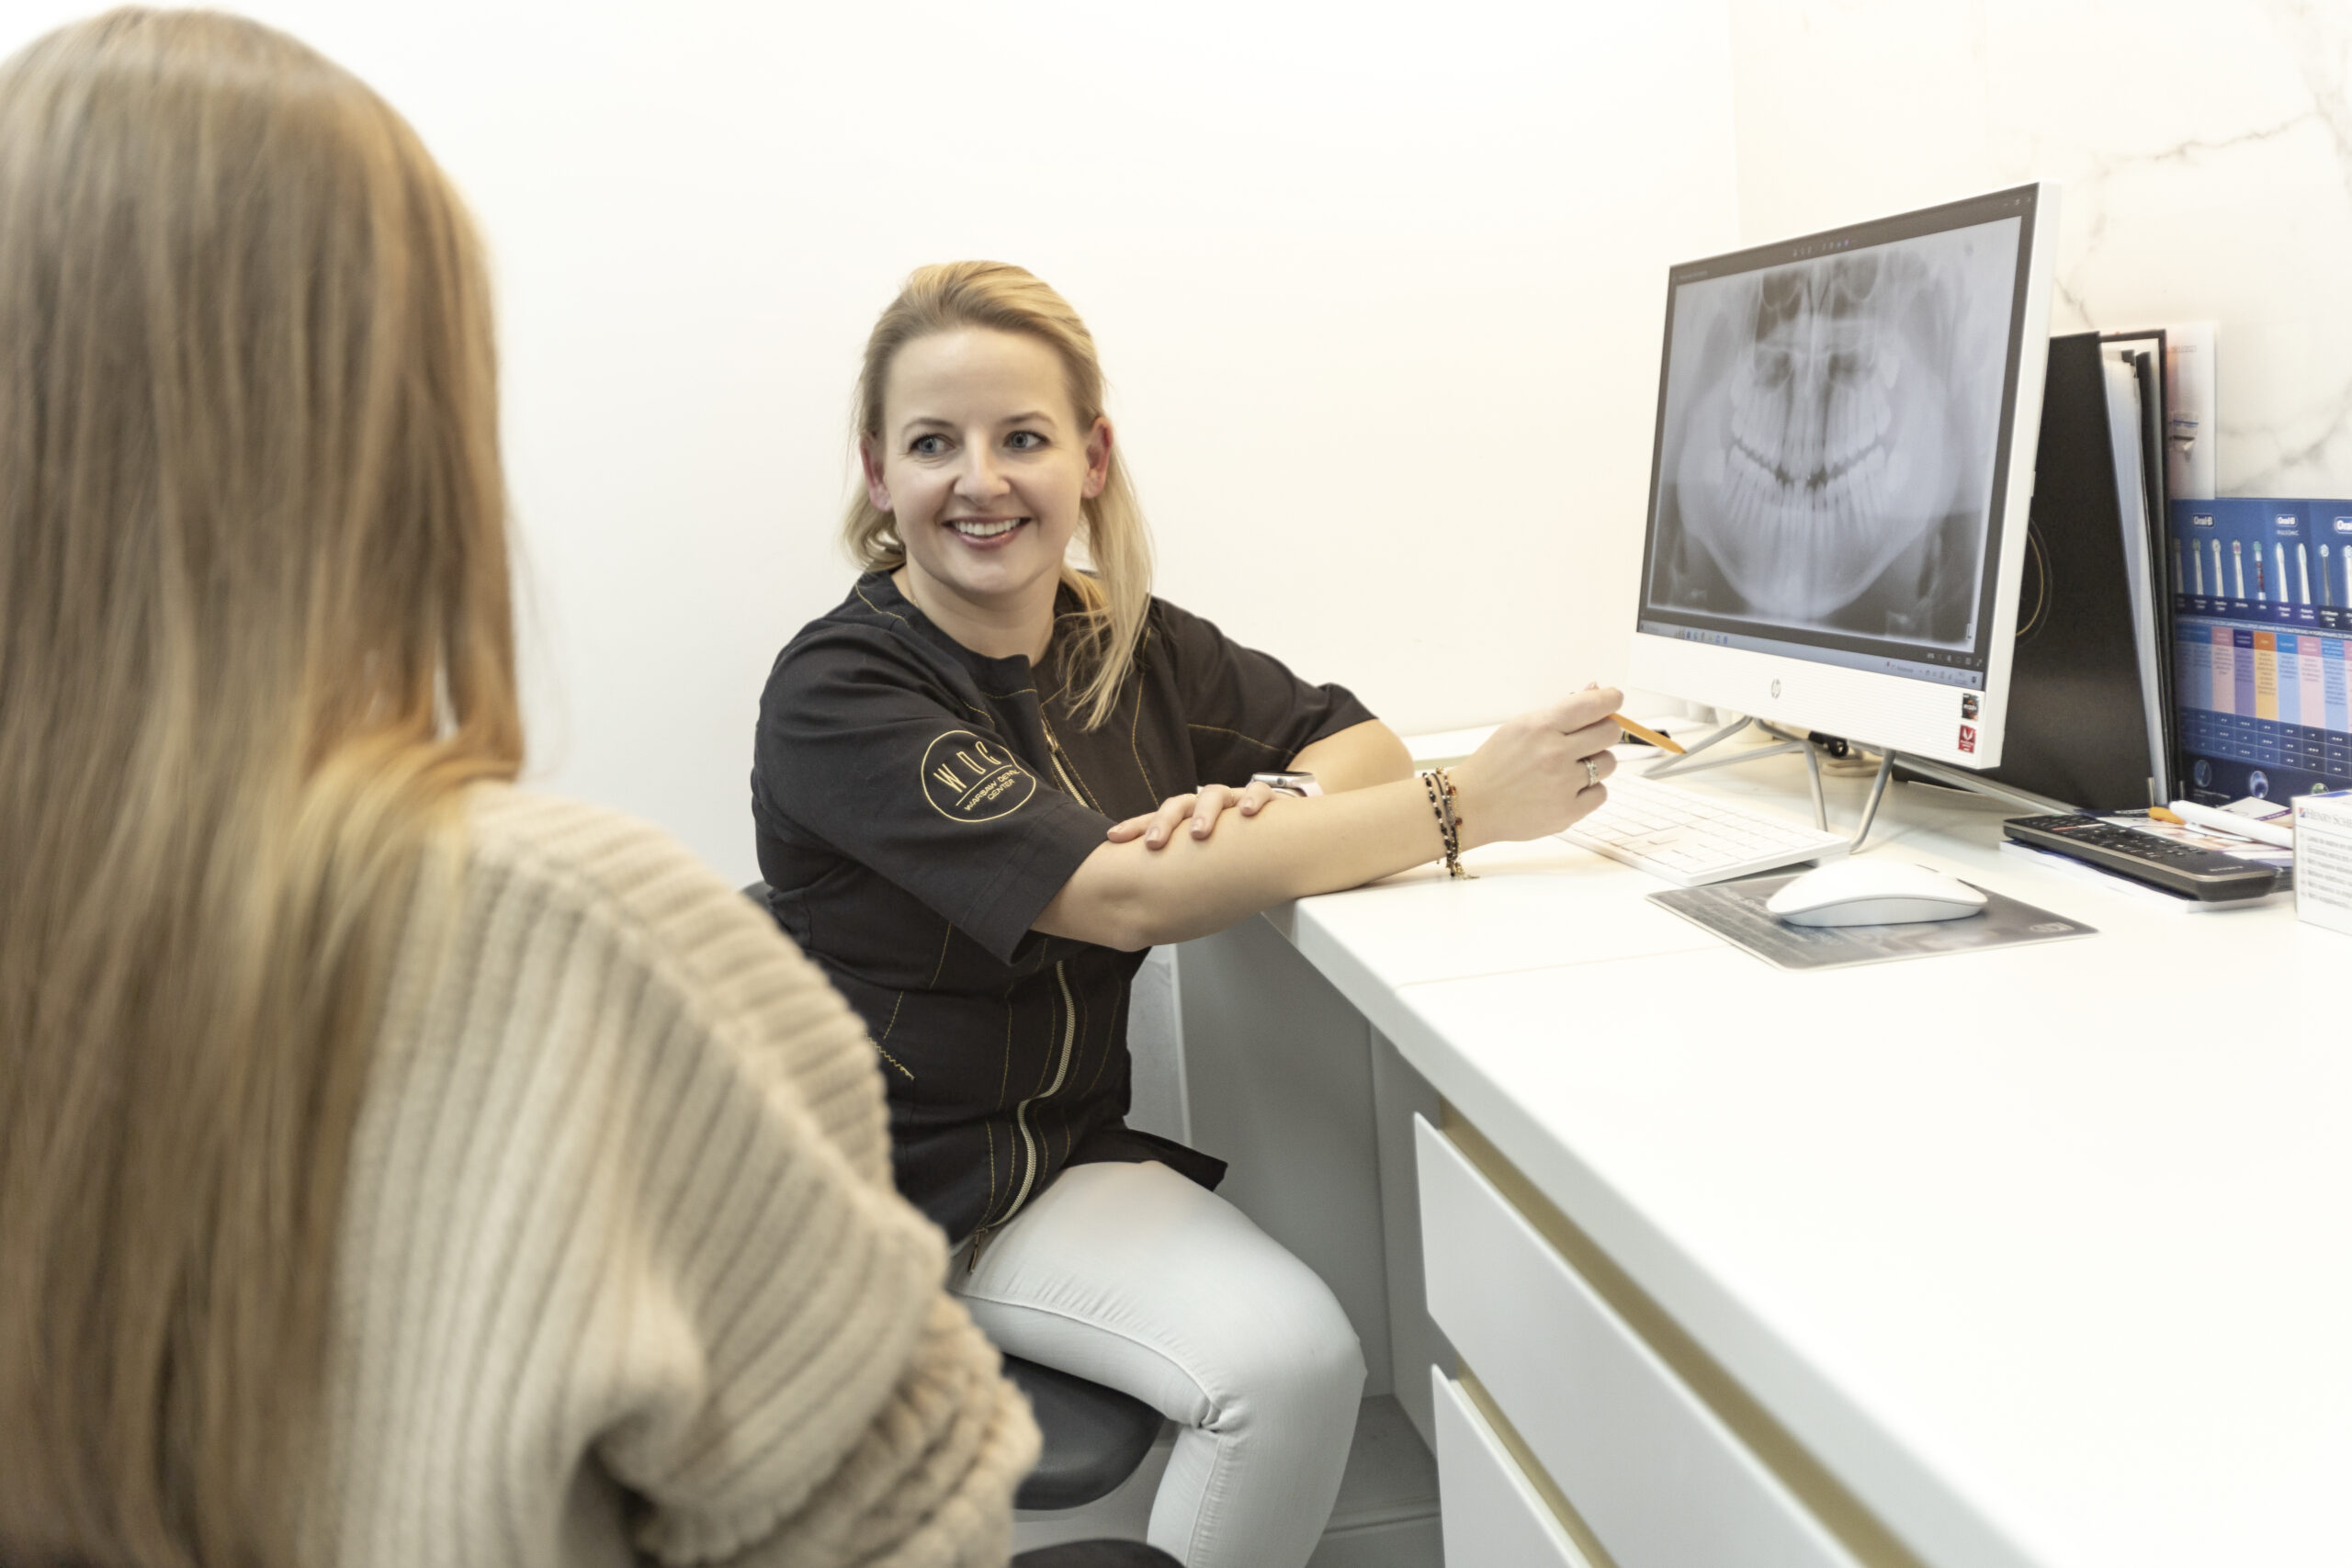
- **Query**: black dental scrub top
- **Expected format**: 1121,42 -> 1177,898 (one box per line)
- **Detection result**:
752,571 -> 1376,1243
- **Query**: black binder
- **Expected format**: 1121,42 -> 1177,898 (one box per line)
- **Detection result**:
1974,332 -> 2172,809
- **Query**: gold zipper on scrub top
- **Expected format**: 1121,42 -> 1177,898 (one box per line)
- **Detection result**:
1037,713 -> 1098,811
969,959 -> 1081,1273
971,706 -> 1094,1272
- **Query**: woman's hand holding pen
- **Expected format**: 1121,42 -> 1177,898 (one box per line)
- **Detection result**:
1445,686 -> 1623,850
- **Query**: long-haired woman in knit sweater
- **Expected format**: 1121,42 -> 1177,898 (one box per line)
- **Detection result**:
0,11 -> 1052,1566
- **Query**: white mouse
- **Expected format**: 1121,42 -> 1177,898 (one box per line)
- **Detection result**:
1765,859 -> 1988,927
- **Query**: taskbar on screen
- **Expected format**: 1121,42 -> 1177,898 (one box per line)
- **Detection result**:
1637,620 -> 1988,692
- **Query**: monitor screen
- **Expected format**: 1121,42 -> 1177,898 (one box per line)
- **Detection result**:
1635,188 -> 2041,695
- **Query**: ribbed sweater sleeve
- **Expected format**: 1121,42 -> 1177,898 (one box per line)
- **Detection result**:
315,787 -> 1037,1568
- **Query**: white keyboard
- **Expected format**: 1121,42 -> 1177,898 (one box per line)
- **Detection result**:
1559,771 -> 1849,886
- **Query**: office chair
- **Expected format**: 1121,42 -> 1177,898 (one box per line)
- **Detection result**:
998,1354 -> 1164,1510
1012,1546 -> 1180,1566
741,883 -> 1167,1516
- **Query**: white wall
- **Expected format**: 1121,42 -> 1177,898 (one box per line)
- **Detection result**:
17,0 -> 2346,873
1727,0 -> 2352,499
0,0 -> 1740,879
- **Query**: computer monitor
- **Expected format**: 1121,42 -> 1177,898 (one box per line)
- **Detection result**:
1627,183 -> 2058,770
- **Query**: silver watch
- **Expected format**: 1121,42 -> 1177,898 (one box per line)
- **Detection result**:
1250,771 -> 1322,798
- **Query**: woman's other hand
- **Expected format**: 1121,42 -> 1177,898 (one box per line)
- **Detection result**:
1105,780 -> 1281,850
1446,687 -> 1624,849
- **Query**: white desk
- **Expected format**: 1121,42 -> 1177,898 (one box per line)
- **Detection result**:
1208,744 -> 2351,1568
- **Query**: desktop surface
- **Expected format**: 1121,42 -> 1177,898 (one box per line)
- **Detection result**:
1266,739 -> 2349,1568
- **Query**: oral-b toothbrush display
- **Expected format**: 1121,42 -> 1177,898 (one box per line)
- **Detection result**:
2171,498 -> 2352,805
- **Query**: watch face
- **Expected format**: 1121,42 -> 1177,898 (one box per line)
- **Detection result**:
1251,771 -> 1321,797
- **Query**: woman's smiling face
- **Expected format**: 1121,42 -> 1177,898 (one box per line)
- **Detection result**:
865,327 -> 1110,642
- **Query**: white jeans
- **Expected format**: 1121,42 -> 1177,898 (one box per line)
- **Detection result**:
951,1160 -> 1365,1568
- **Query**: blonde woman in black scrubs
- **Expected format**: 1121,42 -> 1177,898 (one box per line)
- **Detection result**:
753,262 -> 1622,1568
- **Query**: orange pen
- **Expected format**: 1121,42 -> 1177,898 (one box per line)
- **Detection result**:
1609,713 -> 1685,754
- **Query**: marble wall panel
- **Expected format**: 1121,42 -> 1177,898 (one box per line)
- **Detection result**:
1730,0 -> 2352,497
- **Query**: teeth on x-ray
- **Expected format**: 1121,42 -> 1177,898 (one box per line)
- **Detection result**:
1646,218 -> 2020,646
1677,251 -> 1966,619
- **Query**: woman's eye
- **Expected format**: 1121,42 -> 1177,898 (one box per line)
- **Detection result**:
1006,431 -> 1046,451
910,434 -> 948,457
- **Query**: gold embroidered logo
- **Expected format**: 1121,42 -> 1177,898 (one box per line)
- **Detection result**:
921,730 -> 1037,822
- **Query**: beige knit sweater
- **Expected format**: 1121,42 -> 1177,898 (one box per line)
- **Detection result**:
306,786 -> 1037,1566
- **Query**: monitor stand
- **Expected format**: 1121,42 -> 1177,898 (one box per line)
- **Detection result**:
1644,716 -> 2079,854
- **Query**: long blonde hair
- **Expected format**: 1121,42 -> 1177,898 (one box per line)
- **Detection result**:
0,11 -> 521,1564
842,261 -> 1154,729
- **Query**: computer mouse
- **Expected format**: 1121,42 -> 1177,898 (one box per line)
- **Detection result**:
1764,859 -> 1988,927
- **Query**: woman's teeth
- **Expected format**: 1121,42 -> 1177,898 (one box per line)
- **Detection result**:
951,519 -> 1023,539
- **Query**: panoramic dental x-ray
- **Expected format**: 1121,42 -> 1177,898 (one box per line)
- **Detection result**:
1646,219 -> 2022,649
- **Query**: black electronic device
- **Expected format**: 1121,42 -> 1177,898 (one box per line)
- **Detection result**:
1975,333 -> 2171,809
2001,813 -> 2278,901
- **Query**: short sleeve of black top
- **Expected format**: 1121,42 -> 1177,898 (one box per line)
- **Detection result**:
752,573 -> 1376,1243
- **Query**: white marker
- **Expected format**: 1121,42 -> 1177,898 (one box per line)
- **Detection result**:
2300,542 -> 2312,605
2168,797 -> 2295,849
2233,539 -> 2246,600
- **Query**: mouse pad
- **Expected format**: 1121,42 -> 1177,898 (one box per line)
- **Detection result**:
1648,873 -> 2096,972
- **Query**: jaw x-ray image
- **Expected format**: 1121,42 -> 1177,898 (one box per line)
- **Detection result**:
1645,218 -> 2022,649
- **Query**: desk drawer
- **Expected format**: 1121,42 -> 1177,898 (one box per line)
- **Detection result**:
1416,1115 -> 1858,1568
1433,1367 -> 1592,1567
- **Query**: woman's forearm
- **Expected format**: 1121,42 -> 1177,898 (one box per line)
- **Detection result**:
1288,719 -> 1414,793
1037,690 -> 1623,951
1035,778 -> 1443,949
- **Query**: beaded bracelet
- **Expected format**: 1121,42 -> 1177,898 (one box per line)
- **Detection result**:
1437,766 -> 1473,879
1416,768 -> 1447,862
1417,767 -> 1474,880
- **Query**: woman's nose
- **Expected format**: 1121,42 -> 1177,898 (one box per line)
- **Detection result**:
954,447 -> 1010,502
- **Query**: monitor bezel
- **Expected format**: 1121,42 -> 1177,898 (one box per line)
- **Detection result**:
1625,181 -> 2058,770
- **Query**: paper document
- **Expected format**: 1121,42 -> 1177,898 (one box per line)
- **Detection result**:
2163,321 -> 2216,502
2104,354 -> 2169,803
